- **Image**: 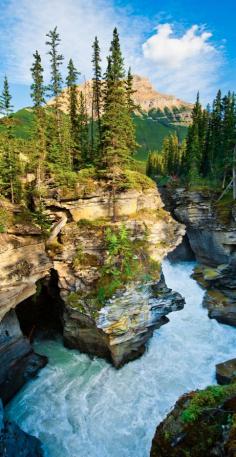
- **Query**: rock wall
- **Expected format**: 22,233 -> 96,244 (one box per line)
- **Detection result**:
161,187 -> 236,327
0,309 -> 47,405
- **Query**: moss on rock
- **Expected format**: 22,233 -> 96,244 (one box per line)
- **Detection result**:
151,383 -> 236,457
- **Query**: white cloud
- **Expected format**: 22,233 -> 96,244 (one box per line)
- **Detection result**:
0,0 -> 146,84
142,23 -> 223,103
0,2 -> 225,104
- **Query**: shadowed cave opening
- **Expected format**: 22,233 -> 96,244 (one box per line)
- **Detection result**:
15,269 -> 64,340
168,233 -> 195,263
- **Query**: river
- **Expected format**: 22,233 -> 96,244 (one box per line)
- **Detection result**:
6,261 -> 236,457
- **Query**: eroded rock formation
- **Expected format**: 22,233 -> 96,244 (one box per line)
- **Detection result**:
43,181 -> 185,367
161,187 -> 236,327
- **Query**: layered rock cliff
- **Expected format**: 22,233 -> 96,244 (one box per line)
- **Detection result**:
161,187 -> 236,327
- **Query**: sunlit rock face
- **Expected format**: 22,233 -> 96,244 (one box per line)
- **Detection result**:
0,231 -> 52,320
48,75 -> 193,122
63,275 -> 184,368
161,187 -> 236,328
44,184 -> 185,367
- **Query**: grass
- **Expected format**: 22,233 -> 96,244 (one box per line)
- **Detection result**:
122,169 -> 156,191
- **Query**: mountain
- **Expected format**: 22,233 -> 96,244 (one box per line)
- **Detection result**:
48,74 -> 193,124
48,75 -> 192,161
0,76 -> 192,162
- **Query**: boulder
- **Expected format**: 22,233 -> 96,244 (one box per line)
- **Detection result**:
216,359 -> 236,385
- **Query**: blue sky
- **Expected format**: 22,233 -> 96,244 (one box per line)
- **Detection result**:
0,0 -> 235,110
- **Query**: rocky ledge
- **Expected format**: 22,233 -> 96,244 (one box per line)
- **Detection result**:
161,187 -> 236,327
216,358 -> 236,385
151,383 -> 236,457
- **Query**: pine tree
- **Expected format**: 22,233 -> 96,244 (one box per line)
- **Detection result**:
0,78 -> 22,203
221,92 -> 236,185
66,58 -> 80,167
209,90 -> 223,177
91,37 -> 102,155
101,29 -> 136,219
184,93 -> 203,182
46,27 -> 64,142
0,76 -> 13,117
78,92 -> 89,165
30,50 -> 47,191
126,68 -> 138,114
101,28 -> 138,170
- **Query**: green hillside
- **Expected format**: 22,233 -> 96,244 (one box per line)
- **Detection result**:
0,108 -> 36,139
0,107 -> 189,161
133,114 -> 188,161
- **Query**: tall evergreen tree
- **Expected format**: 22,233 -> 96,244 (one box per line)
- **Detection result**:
46,27 -> 64,142
101,28 -> 137,170
126,67 -> 137,114
221,92 -> 236,185
209,90 -> 223,176
30,50 -> 47,190
184,93 -> 203,181
101,28 -> 138,219
66,58 -> 80,167
92,37 -> 102,154
0,78 -> 20,203
0,76 -> 13,117
78,92 -> 89,165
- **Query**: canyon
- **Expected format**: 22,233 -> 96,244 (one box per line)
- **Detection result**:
1,179 -> 236,457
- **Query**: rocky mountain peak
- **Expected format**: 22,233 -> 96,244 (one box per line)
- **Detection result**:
48,74 -> 193,121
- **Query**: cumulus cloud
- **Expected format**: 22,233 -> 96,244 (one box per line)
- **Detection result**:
142,23 -> 223,103
0,0 -> 146,84
0,2 -> 225,104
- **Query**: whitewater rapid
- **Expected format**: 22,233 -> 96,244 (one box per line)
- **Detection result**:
6,261 -> 236,457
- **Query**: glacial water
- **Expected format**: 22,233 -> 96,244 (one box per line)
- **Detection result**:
6,261 -> 236,457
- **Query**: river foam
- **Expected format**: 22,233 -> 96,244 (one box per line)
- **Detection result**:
6,261 -> 236,457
